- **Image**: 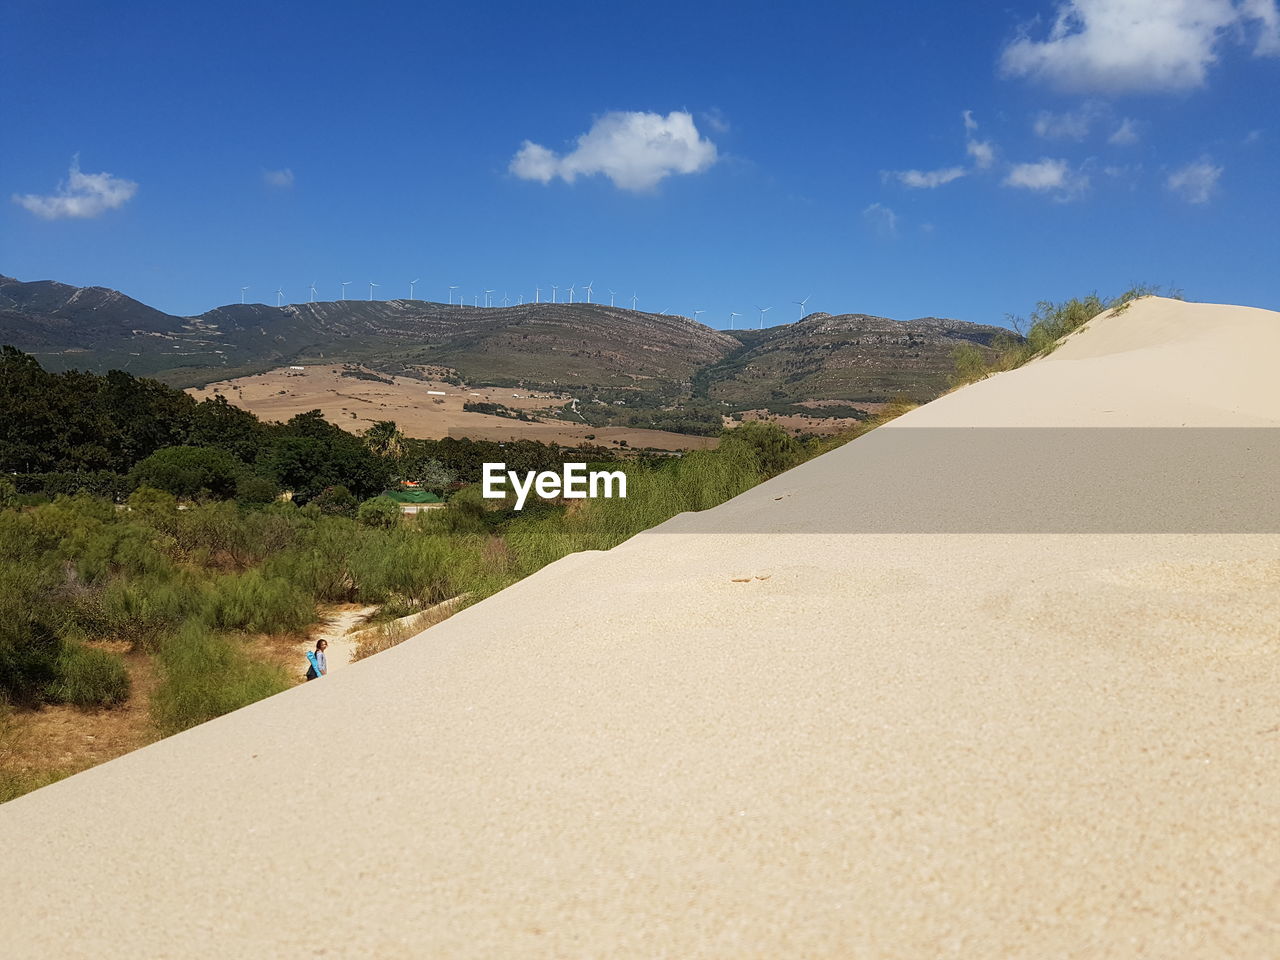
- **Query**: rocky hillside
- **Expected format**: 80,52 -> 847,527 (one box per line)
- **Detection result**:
0,275 -> 1011,408
699,312 -> 1012,404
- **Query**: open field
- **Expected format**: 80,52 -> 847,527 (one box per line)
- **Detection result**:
188,365 -> 718,450
3,299 -> 1279,957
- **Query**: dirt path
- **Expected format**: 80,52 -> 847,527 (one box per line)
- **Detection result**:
298,604 -> 378,676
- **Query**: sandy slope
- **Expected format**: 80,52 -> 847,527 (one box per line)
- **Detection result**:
2,298 -> 1278,958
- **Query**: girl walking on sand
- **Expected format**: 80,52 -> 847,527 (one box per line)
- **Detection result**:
305,638 -> 329,680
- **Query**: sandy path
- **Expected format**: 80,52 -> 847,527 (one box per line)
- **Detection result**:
2,298 -> 1278,958
298,605 -> 377,676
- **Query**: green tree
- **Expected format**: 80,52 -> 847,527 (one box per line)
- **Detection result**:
364,420 -> 406,459
718,420 -> 805,478
311,485 -> 358,516
357,495 -> 401,528
128,446 -> 246,499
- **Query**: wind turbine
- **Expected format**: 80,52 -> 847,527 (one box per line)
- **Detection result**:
583,281 -> 594,304
566,284 -> 575,304
369,282 -> 380,301
276,288 -> 284,307
693,309 -> 706,323
448,284 -> 459,305
551,285 -> 558,304
729,311 -> 742,330
518,294 -> 524,306
793,295 -> 811,320
340,281 -> 351,300
240,286 -> 249,304
473,294 -> 478,307
534,286 -> 541,304
483,289 -> 495,308
608,289 -> 616,307
502,293 -> 510,307
756,305 -> 772,328
409,278 -> 419,300
630,293 -> 638,310
309,282 -> 318,303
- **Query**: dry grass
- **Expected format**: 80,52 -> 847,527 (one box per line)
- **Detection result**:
352,596 -> 467,662
1,650 -> 159,802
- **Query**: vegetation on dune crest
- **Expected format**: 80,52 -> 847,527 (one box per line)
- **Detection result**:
950,286 -> 1179,387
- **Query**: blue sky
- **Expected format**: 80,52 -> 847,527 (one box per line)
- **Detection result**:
2,0 -> 1277,329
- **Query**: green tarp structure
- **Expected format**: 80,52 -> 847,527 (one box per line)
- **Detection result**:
382,489 -> 443,504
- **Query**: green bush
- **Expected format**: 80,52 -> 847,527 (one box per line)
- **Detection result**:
150,622 -> 289,735
357,495 -> 401,528
129,446 -> 247,499
235,474 -> 279,505
310,484 -> 358,516
718,420 -> 805,478
53,642 -> 131,709
0,563 -> 64,706
202,570 -> 313,634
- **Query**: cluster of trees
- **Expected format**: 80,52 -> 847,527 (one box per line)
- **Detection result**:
556,396 -> 725,437
0,349 -> 624,505
0,347 -> 393,503
461,401 -> 540,422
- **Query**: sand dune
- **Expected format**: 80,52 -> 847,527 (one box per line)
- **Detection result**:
2,298 -> 1277,958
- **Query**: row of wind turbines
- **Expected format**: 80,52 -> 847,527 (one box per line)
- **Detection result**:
237,283 -> 814,328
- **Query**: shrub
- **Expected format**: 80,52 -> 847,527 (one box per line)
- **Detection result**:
129,446 -> 246,499
717,420 -> 805,478
0,563 -> 63,706
951,343 -> 991,386
202,570 -> 313,634
52,642 -> 131,708
310,484 -> 358,516
151,622 -> 289,735
357,495 -> 401,528
235,474 -> 279,505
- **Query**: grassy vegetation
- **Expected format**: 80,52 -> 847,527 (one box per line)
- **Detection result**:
950,286 -> 1176,386
0,386 -> 915,802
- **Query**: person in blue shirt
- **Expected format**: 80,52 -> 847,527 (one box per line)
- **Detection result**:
305,638 -> 329,681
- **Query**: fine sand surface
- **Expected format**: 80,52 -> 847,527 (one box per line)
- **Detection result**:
187,366 -> 717,450
2,298 -> 1278,957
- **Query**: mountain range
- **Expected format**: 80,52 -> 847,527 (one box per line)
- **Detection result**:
0,274 -> 1012,409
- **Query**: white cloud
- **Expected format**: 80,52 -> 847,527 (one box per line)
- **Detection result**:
1166,157 -> 1222,202
1245,0 -> 1280,51
892,166 -> 968,188
963,110 -> 996,168
700,107 -> 731,134
12,156 -> 137,220
1001,0 -> 1280,93
1243,127 -> 1263,143
1033,102 -> 1105,139
1109,117 -> 1140,144
862,202 -> 899,237
264,168 -> 294,188
888,111 -> 995,187
966,138 -> 997,168
509,110 -> 718,191
1004,157 -> 1090,199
